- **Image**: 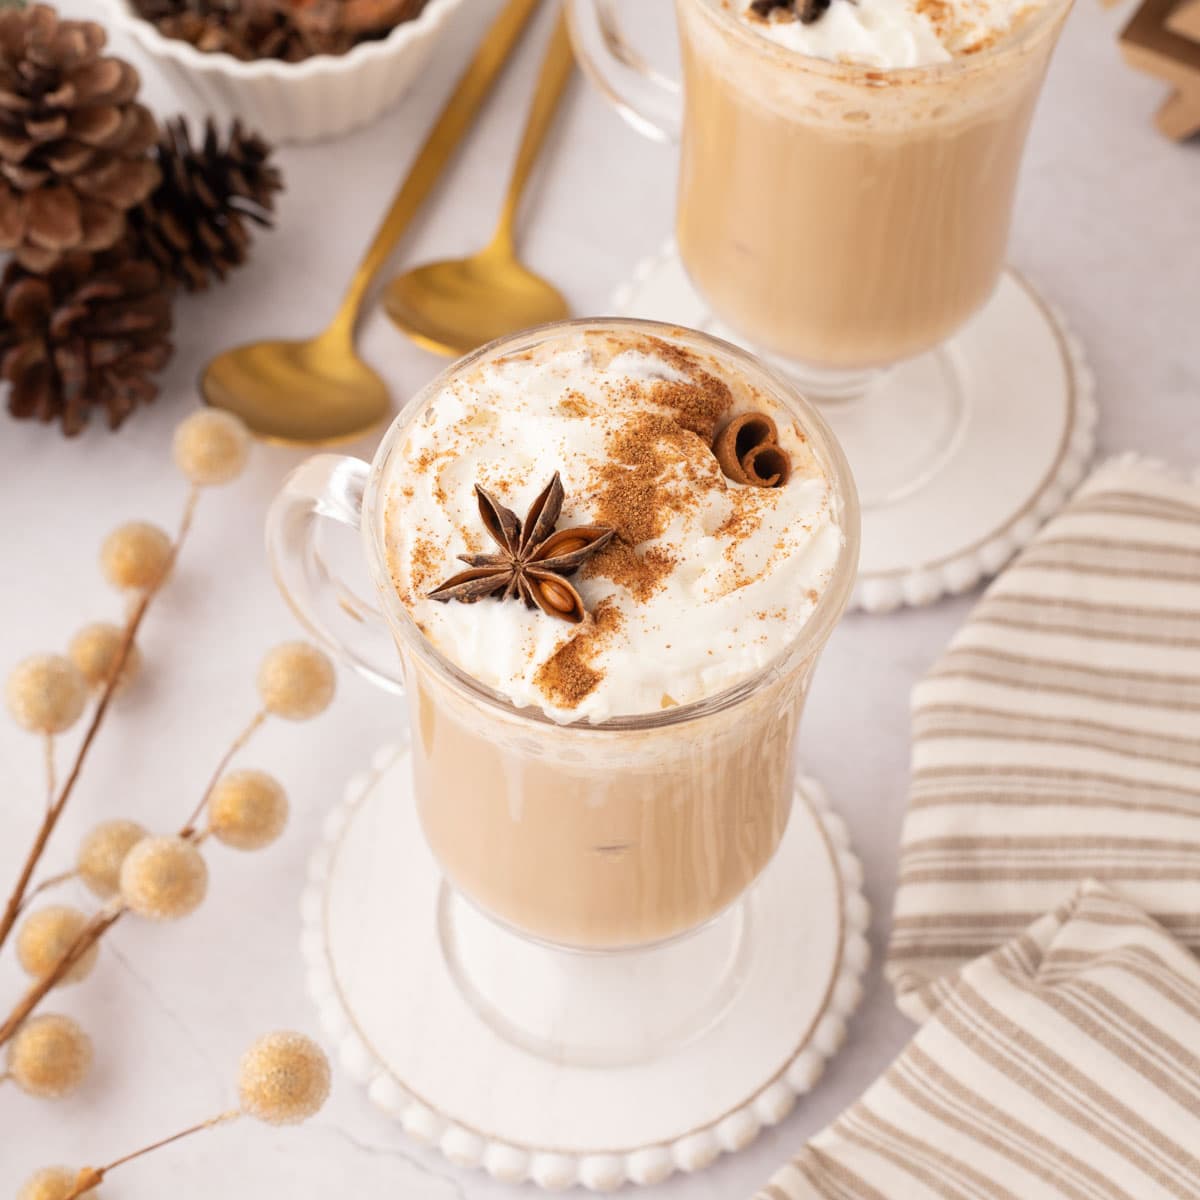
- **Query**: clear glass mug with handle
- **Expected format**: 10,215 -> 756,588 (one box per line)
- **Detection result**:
267,317 -> 860,1064
566,0 -> 1073,508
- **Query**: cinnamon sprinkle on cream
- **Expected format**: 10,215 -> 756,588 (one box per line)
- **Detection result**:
410,537 -> 443,596
534,599 -> 624,709
583,540 -> 675,602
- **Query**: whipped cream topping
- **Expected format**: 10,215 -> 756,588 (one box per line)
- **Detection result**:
732,0 -> 1039,68
383,330 -> 845,725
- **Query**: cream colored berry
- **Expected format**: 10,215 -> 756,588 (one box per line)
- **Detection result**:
6,655 -> 88,735
257,642 -> 335,721
17,1167 -> 98,1200
173,410 -> 251,486
119,836 -> 208,921
68,624 -> 142,694
208,770 -> 289,851
100,522 -> 173,592
7,1014 -> 93,1099
16,906 -> 99,986
77,820 -> 148,901
238,1032 -> 330,1125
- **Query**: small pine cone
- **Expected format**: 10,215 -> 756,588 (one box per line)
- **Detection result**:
0,4 -> 160,272
0,242 -> 174,436
129,116 -> 283,293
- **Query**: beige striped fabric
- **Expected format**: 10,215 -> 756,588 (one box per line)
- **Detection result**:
758,883 -> 1200,1200
887,458 -> 1200,1022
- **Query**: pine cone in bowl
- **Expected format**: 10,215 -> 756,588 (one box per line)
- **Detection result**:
0,242 -> 174,436
0,4 -> 160,271
130,0 -> 433,62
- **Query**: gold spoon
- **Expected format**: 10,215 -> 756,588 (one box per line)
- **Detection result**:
383,9 -> 574,357
200,0 -> 545,446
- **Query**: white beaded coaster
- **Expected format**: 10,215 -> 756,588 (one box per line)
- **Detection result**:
300,741 -> 870,1191
614,244 -> 1098,613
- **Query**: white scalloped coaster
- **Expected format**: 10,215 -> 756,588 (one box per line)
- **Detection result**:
300,743 -> 870,1191
613,246 -> 1098,614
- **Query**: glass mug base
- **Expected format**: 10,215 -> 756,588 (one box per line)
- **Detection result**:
438,882 -> 750,1069
305,744 -> 871,1185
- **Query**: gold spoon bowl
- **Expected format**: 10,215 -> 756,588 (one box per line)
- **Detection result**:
201,326 -> 391,447
384,10 -> 575,358
384,233 -> 569,360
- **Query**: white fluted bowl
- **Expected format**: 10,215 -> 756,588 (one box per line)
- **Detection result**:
100,0 -> 469,144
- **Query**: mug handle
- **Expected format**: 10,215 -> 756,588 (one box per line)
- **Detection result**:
266,455 -> 406,695
565,0 -> 683,143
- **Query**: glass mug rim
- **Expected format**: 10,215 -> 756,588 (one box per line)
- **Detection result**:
361,317 -> 861,734
687,0 -> 1074,83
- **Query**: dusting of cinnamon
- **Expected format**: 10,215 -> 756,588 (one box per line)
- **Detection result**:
558,389 -> 594,419
640,337 -> 734,441
716,487 -> 770,549
590,413 -> 702,545
583,540 -> 675,602
915,0 -> 951,35
410,536 -> 443,596
413,447 -> 441,475
580,405 -> 724,602
534,599 -> 624,709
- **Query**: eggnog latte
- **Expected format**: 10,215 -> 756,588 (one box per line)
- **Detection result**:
382,323 -> 856,949
675,0 -> 1071,370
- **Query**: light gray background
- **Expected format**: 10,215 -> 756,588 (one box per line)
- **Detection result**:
1,1 -> 1196,1195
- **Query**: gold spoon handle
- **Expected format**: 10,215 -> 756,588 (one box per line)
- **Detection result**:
492,8 -> 576,248
329,0 -> 546,343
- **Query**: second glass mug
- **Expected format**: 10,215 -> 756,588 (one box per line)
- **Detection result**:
566,0 -> 1073,506
268,318 -> 860,1060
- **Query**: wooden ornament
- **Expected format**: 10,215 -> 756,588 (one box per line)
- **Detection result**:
1120,0 -> 1200,141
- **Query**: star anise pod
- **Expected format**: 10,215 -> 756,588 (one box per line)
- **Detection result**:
428,474 -> 614,625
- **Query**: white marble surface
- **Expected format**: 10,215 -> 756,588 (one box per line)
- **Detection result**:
1,1 -> 1196,1196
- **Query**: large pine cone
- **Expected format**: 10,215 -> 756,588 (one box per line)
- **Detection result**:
130,0 -> 431,62
130,116 -> 283,292
0,243 -> 174,436
0,5 -> 160,272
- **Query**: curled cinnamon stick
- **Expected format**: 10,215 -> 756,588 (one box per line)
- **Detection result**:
713,412 -> 791,488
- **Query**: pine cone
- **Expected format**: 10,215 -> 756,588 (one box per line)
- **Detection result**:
130,0 -> 431,62
132,0 -> 316,62
0,5 -> 160,272
129,116 -> 283,292
0,242 -> 174,436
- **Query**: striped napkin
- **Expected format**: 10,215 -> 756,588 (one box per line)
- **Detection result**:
887,457 -> 1200,1021
758,883 -> 1200,1200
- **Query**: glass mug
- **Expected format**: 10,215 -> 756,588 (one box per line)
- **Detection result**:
268,319 -> 860,1061
567,0 -> 1073,506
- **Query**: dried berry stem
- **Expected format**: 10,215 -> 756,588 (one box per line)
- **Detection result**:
61,1110 -> 242,1199
180,709 -> 268,838
43,735 -> 56,811
0,490 -> 199,953
16,868 -> 79,918
1,700 -> 265,1040
0,908 -> 123,1048
176,484 -> 200,555
0,601 -> 147,953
